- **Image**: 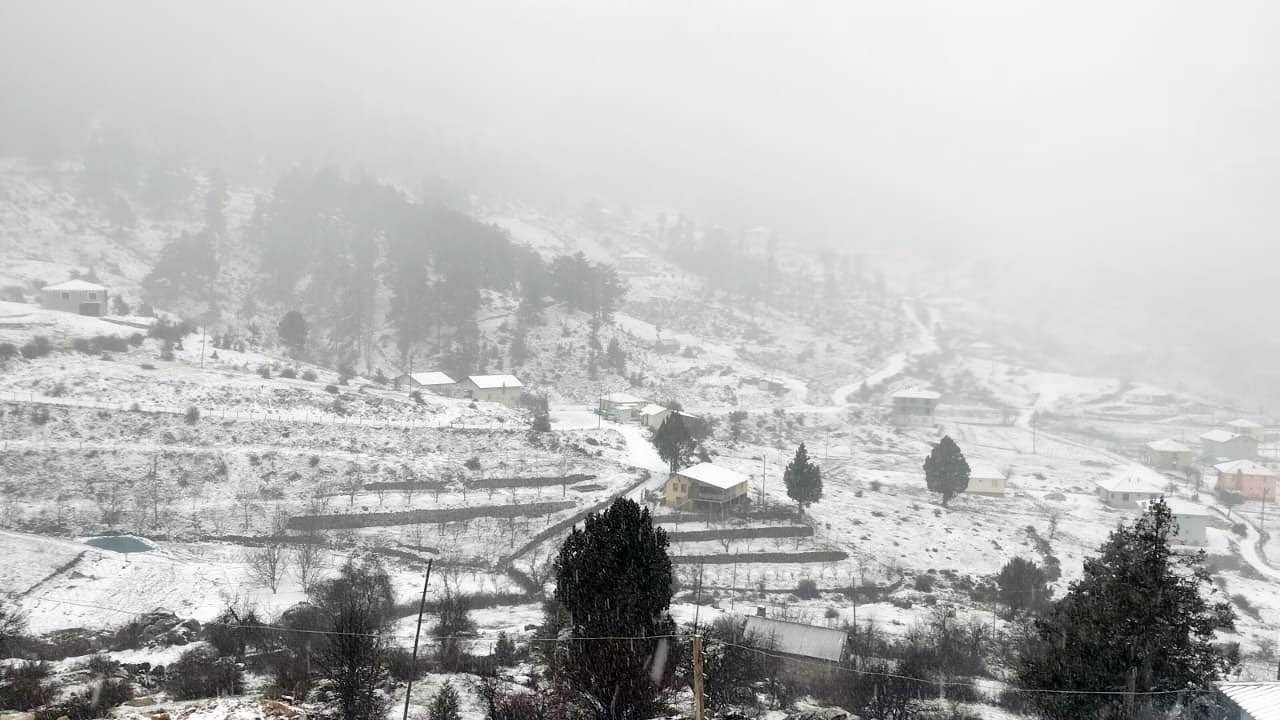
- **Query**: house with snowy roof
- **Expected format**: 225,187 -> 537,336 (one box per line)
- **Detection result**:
639,403 -> 672,430
41,278 -> 109,316
1214,459 -> 1278,502
890,388 -> 940,426
1225,418 -> 1266,442
598,391 -> 648,422
965,462 -> 1008,496
1216,680 -> 1280,720
465,374 -> 524,408
662,462 -> 750,513
395,371 -> 457,395
1140,497 -> 1212,546
1144,439 -> 1194,471
1200,429 -> 1257,462
1095,468 -> 1165,508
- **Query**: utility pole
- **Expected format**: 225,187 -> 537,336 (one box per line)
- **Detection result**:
402,560 -> 434,720
692,635 -> 705,720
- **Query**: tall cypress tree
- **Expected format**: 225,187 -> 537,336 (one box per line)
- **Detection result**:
652,413 -> 697,472
552,499 -> 676,720
923,435 -> 970,506
1016,498 -> 1236,719
783,443 -> 823,517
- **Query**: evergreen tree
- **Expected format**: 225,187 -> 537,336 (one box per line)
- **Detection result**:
923,435 -> 970,506
142,230 -> 218,312
782,443 -> 823,517
552,499 -> 675,720
1016,498 -> 1236,719
606,337 -> 626,374
652,413 -> 698,472
278,311 -> 309,355
428,680 -> 461,720
995,557 -> 1050,617
204,170 -> 228,236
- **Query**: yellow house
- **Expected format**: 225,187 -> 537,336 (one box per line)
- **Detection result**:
965,462 -> 1007,496
662,462 -> 750,513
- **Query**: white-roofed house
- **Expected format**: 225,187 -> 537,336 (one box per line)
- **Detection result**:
465,374 -> 524,408
662,462 -> 750,513
1095,468 -> 1166,508
41,279 -> 109,316
1144,439 -> 1194,471
1216,681 -> 1280,720
639,403 -> 672,430
1226,418 -> 1266,442
1141,497 -> 1212,545
1214,459 -> 1278,502
395,371 -> 457,396
743,614 -> 849,681
890,388 -> 941,426
965,462 -> 1008,496
1200,429 -> 1258,462
598,391 -> 648,422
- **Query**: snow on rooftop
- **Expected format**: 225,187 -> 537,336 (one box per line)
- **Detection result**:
968,462 -> 1004,480
407,371 -> 455,386
1226,418 -> 1263,429
1140,497 -> 1211,517
1146,439 -> 1192,453
891,388 -> 941,400
1199,429 -> 1240,443
639,403 -> 668,415
677,462 -> 749,490
743,616 -> 847,662
1095,467 -> 1165,494
468,374 -> 523,389
43,279 -> 107,292
1213,459 -> 1277,476
1217,681 -> 1280,720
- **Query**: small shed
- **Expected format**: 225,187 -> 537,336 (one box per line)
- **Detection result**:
395,371 -> 457,395
1225,418 -> 1266,442
465,374 -> 524,408
966,462 -> 1007,496
1095,468 -> 1165,508
41,279 -> 109,316
639,403 -> 672,430
1144,439 -> 1194,471
1214,459 -> 1278,501
890,389 -> 940,426
1200,429 -> 1258,462
1142,498 -> 1211,546
598,392 -> 648,422
662,462 -> 750,513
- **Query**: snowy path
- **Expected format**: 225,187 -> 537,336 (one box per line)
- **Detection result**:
829,299 -> 939,407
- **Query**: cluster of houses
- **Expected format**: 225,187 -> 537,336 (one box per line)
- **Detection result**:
395,371 -> 524,408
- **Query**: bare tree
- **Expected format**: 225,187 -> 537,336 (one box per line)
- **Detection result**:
247,542 -> 287,593
1046,509 -> 1062,542
293,540 -> 324,592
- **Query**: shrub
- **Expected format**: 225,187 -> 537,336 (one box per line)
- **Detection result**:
20,336 -> 53,359
83,654 -> 121,676
0,660 -> 53,711
324,384 -> 339,394
148,318 -> 196,342
128,333 -> 144,347
870,480 -> 882,492
30,407 -> 50,425
824,607 -> 840,620
429,681 -> 462,720
280,367 -> 297,379
166,646 -> 243,699
257,364 -> 272,379
160,340 -> 175,361
384,648 -> 424,683
140,363 -> 156,371
0,342 -> 17,361
493,631 -> 518,666
301,369 -> 318,382
73,337 -> 94,354
914,574 -> 936,593
35,678 -> 132,720
184,406 -> 201,424
465,457 -> 482,471
1233,593 -> 1261,620
411,390 -> 424,404
795,578 -> 819,599
47,382 -> 67,397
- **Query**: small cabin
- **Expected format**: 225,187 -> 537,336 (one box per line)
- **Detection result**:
966,463 -> 1007,496
639,403 -> 672,430
1144,439 -> 1194,471
598,392 -> 648,422
395,371 -> 457,396
1141,498 -> 1211,546
41,279 -> 109,316
1214,459 -> 1278,502
465,374 -> 524,408
1225,419 -> 1265,442
1095,468 -> 1165,508
1200,430 -> 1258,462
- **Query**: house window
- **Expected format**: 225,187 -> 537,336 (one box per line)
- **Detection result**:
1121,493 -> 1129,502
61,292 -> 70,300
88,292 -> 96,299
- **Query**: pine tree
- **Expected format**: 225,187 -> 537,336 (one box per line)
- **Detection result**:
995,557 -> 1050,617
606,337 -> 626,374
923,435 -> 970,506
278,311 -> 309,355
783,443 -> 822,517
652,413 -> 697,472
552,499 -> 675,720
1016,498 -> 1236,719
428,680 -> 461,720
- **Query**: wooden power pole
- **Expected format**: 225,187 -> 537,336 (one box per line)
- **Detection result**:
692,635 -> 705,720
401,559 -> 434,720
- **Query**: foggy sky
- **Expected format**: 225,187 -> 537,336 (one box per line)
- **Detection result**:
3,0 -> 1280,400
